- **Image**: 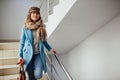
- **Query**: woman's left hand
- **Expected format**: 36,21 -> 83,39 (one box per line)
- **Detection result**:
50,48 -> 57,54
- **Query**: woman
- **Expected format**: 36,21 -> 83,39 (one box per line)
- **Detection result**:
18,7 -> 56,80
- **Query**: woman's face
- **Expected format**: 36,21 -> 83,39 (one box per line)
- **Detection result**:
31,12 -> 40,22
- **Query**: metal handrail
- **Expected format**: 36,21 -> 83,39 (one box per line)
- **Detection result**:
46,53 -> 62,80
46,71 -> 51,80
45,52 -> 55,80
54,54 -> 73,80
51,61 -> 62,80
40,0 -> 73,79
46,63 -> 52,80
45,51 -> 73,80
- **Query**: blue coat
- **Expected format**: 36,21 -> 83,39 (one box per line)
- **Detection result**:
19,27 -> 52,73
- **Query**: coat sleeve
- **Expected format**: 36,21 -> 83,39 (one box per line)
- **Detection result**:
43,40 -> 52,51
18,27 -> 26,58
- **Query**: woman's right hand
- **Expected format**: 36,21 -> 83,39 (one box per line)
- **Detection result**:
17,58 -> 25,66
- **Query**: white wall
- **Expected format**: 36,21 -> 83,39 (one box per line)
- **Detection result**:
46,0 -> 77,37
0,0 -> 42,40
48,0 -> 120,54
59,14 -> 120,80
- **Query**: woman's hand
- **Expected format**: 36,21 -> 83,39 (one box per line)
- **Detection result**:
17,58 -> 25,66
50,48 -> 57,54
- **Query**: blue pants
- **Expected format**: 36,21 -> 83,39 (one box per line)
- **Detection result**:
26,54 -> 43,80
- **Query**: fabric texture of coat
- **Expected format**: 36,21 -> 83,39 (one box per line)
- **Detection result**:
19,27 -> 52,73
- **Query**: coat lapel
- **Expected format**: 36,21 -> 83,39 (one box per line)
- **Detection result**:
26,29 -> 33,44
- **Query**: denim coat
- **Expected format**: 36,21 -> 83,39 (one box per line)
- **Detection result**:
19,27 -> 52,73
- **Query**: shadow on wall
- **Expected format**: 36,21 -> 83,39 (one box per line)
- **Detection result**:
54,0 -> 59,6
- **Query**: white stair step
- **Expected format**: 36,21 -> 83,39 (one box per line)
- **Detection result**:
0,65 -> 19,76
0,74 -> 18,80
0,42 -> 19,45
0,57 -> 18,66
0,74 -> 46,80
0,65 -> 19,69
0,57 -> 18,60
0,74 -> 28,80
0,50 -> 18,57
0,42 -> 19,50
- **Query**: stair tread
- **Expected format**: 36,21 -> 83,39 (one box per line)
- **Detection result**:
0,74 -> 46,80
0,57 -> 18,59
0,42 -> 19,45
0,74 -> 18,79
0,50 -> 18,51
0,65 -> 19,69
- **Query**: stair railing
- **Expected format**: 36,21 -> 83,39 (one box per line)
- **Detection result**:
45,50 -> 73,80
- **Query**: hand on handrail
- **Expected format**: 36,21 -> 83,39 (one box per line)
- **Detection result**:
50,48 -> 57,54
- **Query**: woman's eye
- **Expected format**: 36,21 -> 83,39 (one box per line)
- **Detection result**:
32,12 -> 39,14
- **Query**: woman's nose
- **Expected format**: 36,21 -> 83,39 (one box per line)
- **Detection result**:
34,13 -> 37,16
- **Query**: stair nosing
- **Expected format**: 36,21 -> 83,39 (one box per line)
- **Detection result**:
0,57 -> 18,60
0,42 -> 19,44
0,50 -> 18,51
0,74 -> 18,79
0,65 -> 19,69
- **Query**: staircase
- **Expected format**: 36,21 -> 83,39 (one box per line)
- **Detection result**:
0,0 -> 60,79
0,42 -> 19,80
0,42 -> 46,80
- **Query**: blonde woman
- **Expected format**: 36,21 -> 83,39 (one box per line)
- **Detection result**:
18,7 -> 56,80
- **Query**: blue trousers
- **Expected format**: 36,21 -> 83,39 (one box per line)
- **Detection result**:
26,54 -> 43,80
